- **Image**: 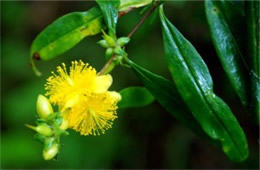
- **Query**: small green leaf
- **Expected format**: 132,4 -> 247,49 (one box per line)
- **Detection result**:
205,0 -> 249,107
128,60 -> 213,142
96,0 -> 119,36
118,0 -> 153,11
160,6 -> 248,162
246,1 -> 260,124
118,86 -> 155,109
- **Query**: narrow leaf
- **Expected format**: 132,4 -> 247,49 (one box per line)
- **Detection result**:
128,60 -> 214,142
96,0 -> 120,36
30,7 -> 103,61
218,0 -> 246,52
205,0 -> 249,107
246,1 -> 260,123
160,6 -> 248,162
118,86 -> 155,109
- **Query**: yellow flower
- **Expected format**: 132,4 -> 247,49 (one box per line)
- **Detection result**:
45,60 -> 113,109
45,60 -> 121,136
66,92 -> 120,135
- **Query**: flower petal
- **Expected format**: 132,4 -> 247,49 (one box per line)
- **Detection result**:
94,74 -> 113,93
108,91 -> 122,102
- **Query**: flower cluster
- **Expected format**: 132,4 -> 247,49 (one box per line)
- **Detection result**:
45,60 -> 121,136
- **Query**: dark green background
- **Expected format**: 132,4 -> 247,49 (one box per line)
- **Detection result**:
1,1 -> 259,169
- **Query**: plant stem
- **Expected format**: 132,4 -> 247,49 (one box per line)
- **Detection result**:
99,0 -> 160,75
127,0 -> 160,38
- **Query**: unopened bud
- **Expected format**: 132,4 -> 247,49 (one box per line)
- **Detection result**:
36,94 -> 53,119
102,30 -> 116,47
43,143 -> 59,160
117,37 -> 130,46
26,124 -> 53,136
114,46 -> 124,55
105,48 -> 114,60
97,40 -> 109,48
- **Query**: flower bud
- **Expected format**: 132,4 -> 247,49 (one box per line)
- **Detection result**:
102,30 -> 116,47
36,94 -> 53,119
117,37 -> 130,46
43,143 -> 59,160
37,124 -> 53,136
26,124 -> 53,136
105,48 -> 114,60
114,46 -> 123,55
97,40 -> 109,48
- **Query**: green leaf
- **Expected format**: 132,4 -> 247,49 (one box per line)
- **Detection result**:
218,0 -> 246,51
96,0 -> 119,36
30,7 -> 104,75
160,6 -> 248,162
205,0 -> 249,107
119,0 -> 153,11
30,7 -> 103,61
118,86 -> 155,109
246,1 -> 260,124
128,60 -> 213,142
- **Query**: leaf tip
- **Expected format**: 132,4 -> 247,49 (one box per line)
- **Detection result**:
30,58 -> 42,77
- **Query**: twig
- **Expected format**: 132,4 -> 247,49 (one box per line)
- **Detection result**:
127,0 -> 160,38
98,54 -> 115,75
99,0 -> 160,75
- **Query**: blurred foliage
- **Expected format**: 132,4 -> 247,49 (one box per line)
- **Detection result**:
1,1 -> 259,169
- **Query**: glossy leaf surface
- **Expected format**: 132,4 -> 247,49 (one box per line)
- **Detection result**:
129,60 -> 213,141
219,0 -> 246,51
118,86 -> 155,109
96,0 -> 119,36
205,0 -> 249,107
160,6 -> 248,162
30,7 -> 103,61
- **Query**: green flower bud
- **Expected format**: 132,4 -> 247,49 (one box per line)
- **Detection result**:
102,30 -> 116,47
36,124 -> 53,136
44,137 -> 55,149
114,46 -> 124,55
117,37 -> 130,46
36,94 -> 53,119
43,143 -> 59,160
105,48 -> 114,60
26,124 -> 53,136
97,40 -> 109,48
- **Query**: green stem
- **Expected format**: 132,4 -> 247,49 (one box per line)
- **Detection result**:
99,0 -> 160,75
25,124 -> 37,131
